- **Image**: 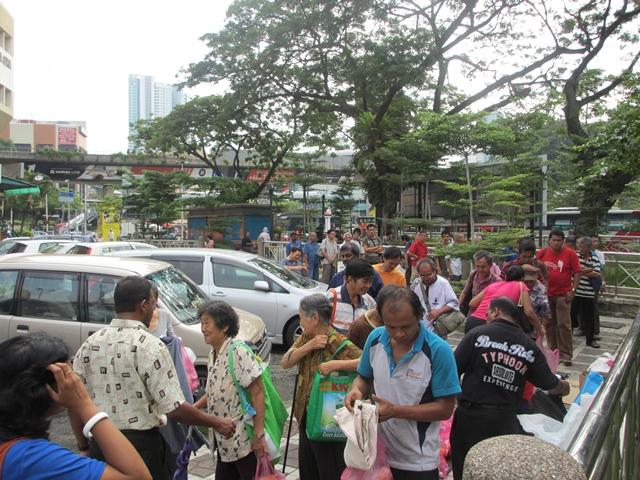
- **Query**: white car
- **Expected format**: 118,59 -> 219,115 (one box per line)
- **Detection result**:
60,241 -> 157,255
0,255 -> 271,384
113,248 -> 327,346
0,238 -> 78,255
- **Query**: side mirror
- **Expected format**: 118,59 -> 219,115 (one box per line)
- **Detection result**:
254,280 -> 270,292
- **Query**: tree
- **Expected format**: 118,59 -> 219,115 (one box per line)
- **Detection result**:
329,175 -> 359,231
289,151 -> 329,231
124,172 -> 182,235
186,0 -> 595,219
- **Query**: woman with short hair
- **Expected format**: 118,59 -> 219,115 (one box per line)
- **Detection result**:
281,293 -> 361,480
193,300 -> 267,480
0,333 -> 150,480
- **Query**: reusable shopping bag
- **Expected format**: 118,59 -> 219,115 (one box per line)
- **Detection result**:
229,341 -> 288,462
254,454 -> 286,480
306,339 -> 356,441
335,400 -> 378,469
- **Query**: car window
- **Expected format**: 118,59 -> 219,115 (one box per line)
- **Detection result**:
151,256 -> 204,284
19,271 -> 80,321
38,242 -> 61,252
147,267 -> 206,325
68,245 -> 91,255
6,242 -> 26,254
0,242 -> 16,254
86,273 -> 118,324
249,257 -> 316,288
212,261 -> 264,290
0,270 -> 18,313
102,246 -> 131,254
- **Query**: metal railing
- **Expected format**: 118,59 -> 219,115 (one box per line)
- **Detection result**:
603,252 -> 640,300
567,311 -> 640,479
259,240 -> 287,261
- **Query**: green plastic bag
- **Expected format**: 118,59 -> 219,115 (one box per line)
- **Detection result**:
228,341 -> 288,462
305,339 -> 357,442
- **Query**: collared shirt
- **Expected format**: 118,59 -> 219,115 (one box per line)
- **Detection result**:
470,270 -> 501,297
407,240 -> 429,267
320,237 -> 339,263
529,281 -> 551,319
285,239 -> 302,255
327,285 -> 377,334
536,246 -> 582,296
302,241 -> 320,266
291,328 -> 361,423
206,338 -> 264,462
328,269 -> 384,299
358,325 -> 461,471
576,251 -> 601,299
410,275 -> 459,328
362,234 -> 382,263
73,318 -> 185,431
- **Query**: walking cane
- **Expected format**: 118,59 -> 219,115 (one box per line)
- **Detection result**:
282,372 -> 299,474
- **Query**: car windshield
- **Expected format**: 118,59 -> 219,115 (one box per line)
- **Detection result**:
249,256 -> 316,288
147,266 -> 207,325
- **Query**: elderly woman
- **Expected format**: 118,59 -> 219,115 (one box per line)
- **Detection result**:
193,300 -> 266,480
281,294 -> 361,480
0,333 -> 150,480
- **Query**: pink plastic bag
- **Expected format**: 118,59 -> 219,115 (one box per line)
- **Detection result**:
341,436 -> 393,480
179,340 -> 200,392
254,455 -> 285,480
438,415 -> 453,479
536,337 -> 560,373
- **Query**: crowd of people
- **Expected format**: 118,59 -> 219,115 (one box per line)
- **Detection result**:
0,226 -> 606,480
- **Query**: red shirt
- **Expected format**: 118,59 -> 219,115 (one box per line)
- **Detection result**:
408,240 -> 429,267
536,246 -> 581,296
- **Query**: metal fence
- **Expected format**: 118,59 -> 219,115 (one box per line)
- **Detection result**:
567,311 -> 640,479
259,240 -> 287,261
603,252 -> 640,300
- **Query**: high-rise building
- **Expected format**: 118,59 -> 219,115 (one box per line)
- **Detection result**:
128,74 -> 185,151
0,3 -> 14,131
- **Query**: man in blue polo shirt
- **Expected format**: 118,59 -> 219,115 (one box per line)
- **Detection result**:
346,285 -> 461,480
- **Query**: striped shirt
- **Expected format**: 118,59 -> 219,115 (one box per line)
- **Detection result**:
575,251 -> 601,298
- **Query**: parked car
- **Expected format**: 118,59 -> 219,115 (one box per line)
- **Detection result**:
34,233 -> 95,242
0,255 -> 271,384
0,239 -> 78,255
112,248 -> 327,346
57,241 -> 157,255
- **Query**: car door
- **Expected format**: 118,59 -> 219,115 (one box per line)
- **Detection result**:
209,259 -> 278,337
80,273 -> 119,341
12,270 -> 82,352
0,270 -> 19,341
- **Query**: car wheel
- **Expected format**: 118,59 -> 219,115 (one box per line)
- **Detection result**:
284,316 -> 302,348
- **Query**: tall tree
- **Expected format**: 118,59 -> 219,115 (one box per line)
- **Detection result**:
289,151 -> 329,231
185,0 -> 589,219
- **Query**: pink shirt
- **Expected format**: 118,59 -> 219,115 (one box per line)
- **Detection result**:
472,281 -> 529,321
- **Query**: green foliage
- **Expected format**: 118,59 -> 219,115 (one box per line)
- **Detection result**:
329,174 -> 360,230
430,229 -> 531,260
97,195 -> 123,215
123,172 -> 182,231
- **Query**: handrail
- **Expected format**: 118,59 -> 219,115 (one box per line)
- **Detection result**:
567,310 -> 640,479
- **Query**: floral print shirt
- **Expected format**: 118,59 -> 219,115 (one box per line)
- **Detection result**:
206,338 -> 264,462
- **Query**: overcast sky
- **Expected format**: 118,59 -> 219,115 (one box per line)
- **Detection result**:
3,0 -> 233,153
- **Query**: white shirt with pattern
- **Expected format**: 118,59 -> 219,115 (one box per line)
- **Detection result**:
73,318 -> 185,431
206,338 -> 264,462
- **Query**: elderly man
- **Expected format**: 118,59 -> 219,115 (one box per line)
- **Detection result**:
72,276 -> 234,479
362,223 -> 383,265
329,242 -> 384,299
302,232 -> 321,281
280,246 -> 308,276
574,237 -> 602,348
346,286 -> 460,480
410,258 -> 463,336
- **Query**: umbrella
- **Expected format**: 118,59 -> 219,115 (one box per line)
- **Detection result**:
172,427 -> 195,480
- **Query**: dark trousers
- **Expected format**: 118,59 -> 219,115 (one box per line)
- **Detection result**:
450,404 -> 523,480
464,316 -> 485,333
594,291 -> 601,335
215,451 -> 258,480
299,415 -> 346,480
390,467 -> 439,480
90,428 -> 173,480
573,295 -> 597,345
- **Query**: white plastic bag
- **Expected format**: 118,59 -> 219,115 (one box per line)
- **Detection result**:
335,400 -> 378,470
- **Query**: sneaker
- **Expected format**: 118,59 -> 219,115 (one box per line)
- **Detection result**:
588,341 -> 601,349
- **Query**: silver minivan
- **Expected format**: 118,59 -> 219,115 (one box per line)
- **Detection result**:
0,254 -> 271,382
113,248 -> 327,346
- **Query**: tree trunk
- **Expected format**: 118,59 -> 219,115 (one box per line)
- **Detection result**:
463,154 -> 475,236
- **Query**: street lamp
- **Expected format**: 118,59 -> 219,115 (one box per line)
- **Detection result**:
539,155 -> 549,246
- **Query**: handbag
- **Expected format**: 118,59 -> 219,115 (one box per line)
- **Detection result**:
517,282 -> 534,334
306,339 -> 357,442
419,281 -> 465,337
228,341 -> 288,462
459,271 -> 476,316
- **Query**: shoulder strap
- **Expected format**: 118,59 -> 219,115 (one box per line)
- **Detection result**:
227,341 -> 257,416
419,281 -> 432,313
518,282 -> 524,307
330,339 -> 352,360
0,437 -> 27,478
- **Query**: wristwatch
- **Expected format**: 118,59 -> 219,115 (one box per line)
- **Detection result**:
254,431 -> 266,439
